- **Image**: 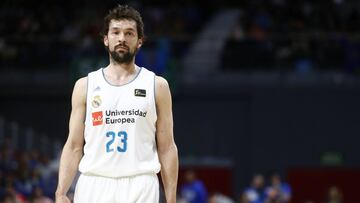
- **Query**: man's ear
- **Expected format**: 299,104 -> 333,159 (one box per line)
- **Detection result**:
137,38 -> 143,48
104,35 -> 109,47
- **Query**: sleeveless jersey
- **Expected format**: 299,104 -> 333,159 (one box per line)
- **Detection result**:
78,67 -> 161,178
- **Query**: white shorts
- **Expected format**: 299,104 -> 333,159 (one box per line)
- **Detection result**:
74,173 -> 159,203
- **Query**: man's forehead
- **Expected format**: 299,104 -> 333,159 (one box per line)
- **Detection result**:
109,19 -> 137,29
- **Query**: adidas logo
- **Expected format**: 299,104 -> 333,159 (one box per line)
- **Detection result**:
93,86 -> 101,92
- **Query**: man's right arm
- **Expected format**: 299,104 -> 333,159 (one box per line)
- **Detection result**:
55,77 -> 87,202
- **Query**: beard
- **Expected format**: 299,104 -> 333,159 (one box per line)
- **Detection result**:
108,45 -> 137,64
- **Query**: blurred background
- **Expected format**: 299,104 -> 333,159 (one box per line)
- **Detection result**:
1,0 -> 360,202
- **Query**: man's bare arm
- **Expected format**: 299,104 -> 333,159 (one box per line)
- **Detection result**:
55,77 -> 87,202
155,76 -> 179,203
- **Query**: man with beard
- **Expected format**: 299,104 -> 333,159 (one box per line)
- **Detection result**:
55,5 -> 178,203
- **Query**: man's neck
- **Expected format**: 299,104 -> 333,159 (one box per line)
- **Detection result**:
107,63 -> 136,78
104,61 -> 139,85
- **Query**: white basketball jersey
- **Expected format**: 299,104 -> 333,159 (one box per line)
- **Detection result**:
78,67 -> 161,178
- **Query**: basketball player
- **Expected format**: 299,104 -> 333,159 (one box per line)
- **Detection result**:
55,5 -> 178,203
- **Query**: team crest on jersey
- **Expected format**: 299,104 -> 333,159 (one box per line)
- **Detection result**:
134,89 -> 146,97
92,95 -> 102,108
92,111 -> 103,126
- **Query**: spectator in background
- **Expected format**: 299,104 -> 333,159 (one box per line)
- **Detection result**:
238,193 -> 250,203
242,174 -> 265,203
180,169 -> 208,203
2,193 -> 18,203
2,185 -> 26,203
28,187 -> 53,203
264,172 -> 291,203
14,152 -> 33,198
209,192 -> 235,203
324,186 -> 343,203
0,137 -> 17,173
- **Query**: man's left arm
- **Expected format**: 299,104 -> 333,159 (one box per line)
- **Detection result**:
155,76 -> 179,203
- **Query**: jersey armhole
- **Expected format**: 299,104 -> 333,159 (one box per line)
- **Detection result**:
84,75 -> 90,124
153,74 -> 158,119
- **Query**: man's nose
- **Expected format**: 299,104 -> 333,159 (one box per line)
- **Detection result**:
118,32 -> 125,42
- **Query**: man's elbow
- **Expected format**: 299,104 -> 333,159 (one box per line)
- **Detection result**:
158,142 -> 178,156
171,143 -> 178,156
64,139 -> 83,154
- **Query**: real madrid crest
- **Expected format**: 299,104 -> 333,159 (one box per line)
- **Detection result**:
92,95 -> 102,108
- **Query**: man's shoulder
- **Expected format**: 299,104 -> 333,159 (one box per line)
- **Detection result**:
74,76 -> 88,88
154,75 -> 169,87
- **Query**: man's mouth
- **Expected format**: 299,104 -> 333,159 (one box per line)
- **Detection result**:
115,45 -> 129,51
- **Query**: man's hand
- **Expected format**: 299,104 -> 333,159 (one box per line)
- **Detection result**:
56,194 -> 71,203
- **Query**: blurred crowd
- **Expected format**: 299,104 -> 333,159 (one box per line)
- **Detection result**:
0,0 -> 212,74
0,137 -> 58,203
222,0 -> 360,73
239,173 -> 291,203
178,170 -> 292,203
178,170 -> 344,203
2,0 -> 360,75
0,136 -> 346,203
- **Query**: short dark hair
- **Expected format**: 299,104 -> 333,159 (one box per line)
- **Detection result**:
101,5 -> 144,39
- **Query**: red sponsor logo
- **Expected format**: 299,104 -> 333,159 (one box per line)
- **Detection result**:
92,111 -> 103,126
